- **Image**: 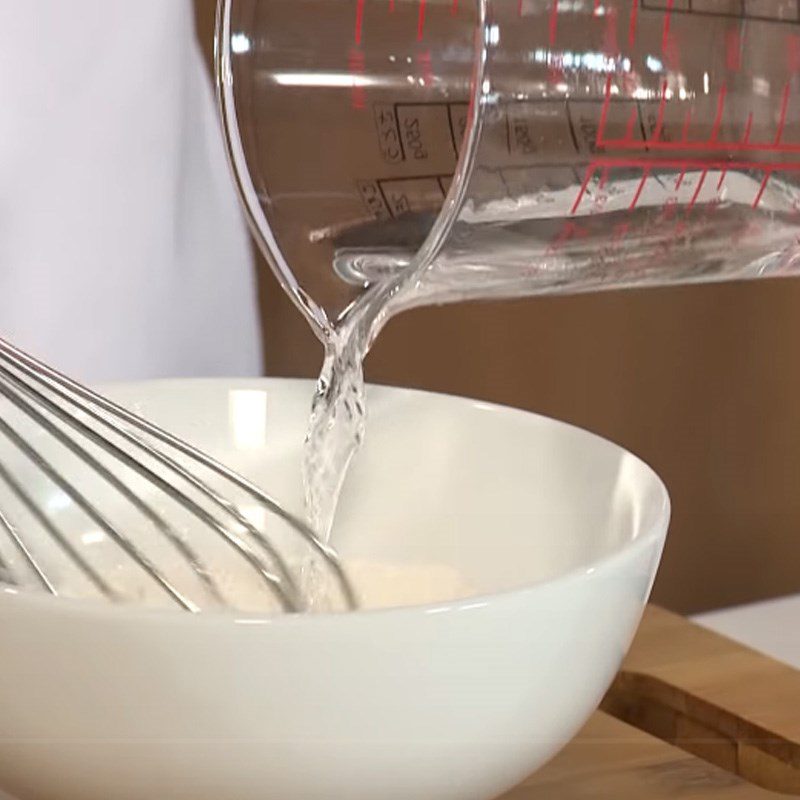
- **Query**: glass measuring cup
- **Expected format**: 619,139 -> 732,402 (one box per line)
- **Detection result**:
217,0 -> 800,343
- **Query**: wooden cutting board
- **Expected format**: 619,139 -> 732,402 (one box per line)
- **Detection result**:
507,606 -> 800,798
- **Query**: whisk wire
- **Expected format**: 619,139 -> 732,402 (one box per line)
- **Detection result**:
0,337 -> 357,611
0,363 -> 220,604
0,359 -> 300,612
0,337 -> 357,612
0,398 -> 199,612
1,356 -> 304,608
0,499 -> 49,592
0,457 -> 109,597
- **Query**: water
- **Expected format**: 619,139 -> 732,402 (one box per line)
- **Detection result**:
301,278 -> 405,546
303,332 -> 366,541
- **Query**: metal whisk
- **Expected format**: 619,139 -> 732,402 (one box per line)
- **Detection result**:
0,338 -> 356,613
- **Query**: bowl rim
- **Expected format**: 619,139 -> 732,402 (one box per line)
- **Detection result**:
0,377 -> 671,626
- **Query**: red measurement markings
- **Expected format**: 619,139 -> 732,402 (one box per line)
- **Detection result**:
775,83 -> 791,145
752,171 -> 773,209
652,81 -> 668,142
416,50 -> 433,87
661,0 -> 673,52
726,28 -> 742,71
595,75 -> 613,148
348,48 -> 366,110
688,169 -> 708,209
570,156 -> 800,215
661,0 -> 674,53
587,167 -> 613,218
569,158 -> 800,218
709,85 -> 727,143
603,6 -> 618,55
549,0 -> 559,46
570,165 -> 598,215
628,0 -> 639,47
661,0 -> 681,70
742,112 -> 753,144
354,0 -> 365,44
417,0 -> 427,40
629,168 -> 650,210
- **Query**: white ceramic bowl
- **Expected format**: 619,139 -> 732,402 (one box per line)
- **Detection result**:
0,379 -> 669,800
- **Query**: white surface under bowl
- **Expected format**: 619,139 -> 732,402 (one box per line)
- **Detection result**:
0,379 -> 669,800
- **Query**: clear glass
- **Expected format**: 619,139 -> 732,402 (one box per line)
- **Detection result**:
217,0 -> 800,342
